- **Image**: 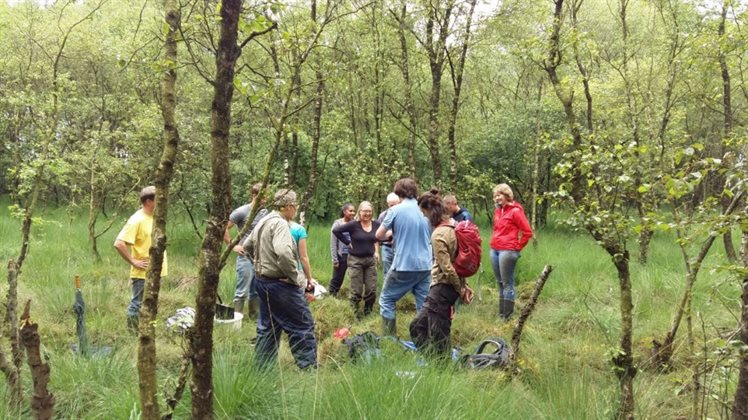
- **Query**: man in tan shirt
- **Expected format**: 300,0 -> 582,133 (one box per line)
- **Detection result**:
243,189 -> 317,369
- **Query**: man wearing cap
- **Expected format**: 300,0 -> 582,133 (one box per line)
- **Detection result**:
114,186 -> 168,332
244,189 -> 317,369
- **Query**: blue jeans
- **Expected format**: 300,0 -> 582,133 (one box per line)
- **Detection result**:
490,249 -> 520,301
233,255 -> 257,302
127,278 -> 145,317
254,277 -> 317,370
379,270 -> 431,320
380,245 -> 394,282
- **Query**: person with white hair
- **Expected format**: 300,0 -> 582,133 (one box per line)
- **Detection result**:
376,192 -> 401,280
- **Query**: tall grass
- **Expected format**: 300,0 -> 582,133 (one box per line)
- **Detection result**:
0,199 -> 742,418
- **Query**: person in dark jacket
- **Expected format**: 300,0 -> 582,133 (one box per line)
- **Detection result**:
328,203 -> 355,296
444,194 -> 473,223
333,201 -> 381,318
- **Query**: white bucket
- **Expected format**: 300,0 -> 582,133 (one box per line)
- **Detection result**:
214,311 -> 244,331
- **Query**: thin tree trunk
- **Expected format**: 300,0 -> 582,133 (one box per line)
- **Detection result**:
446,0 -> 476,187
612,250 -> 636,420
393,3 -> 417,178
652,191 -> 744,369
719,0 -> 738,263
544,0 -> 584,204
570,0 -> 592,132
731,194 -> 748,419
2,260 -> 22,409
300,0 -> 324,216
191,0 -> 241,417
424,0 -> 453,183
531,78 -> 543,235
138,1 -> 181,417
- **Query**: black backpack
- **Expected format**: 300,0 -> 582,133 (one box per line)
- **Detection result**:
465,337 -> 512,369
342,331 -> 381,363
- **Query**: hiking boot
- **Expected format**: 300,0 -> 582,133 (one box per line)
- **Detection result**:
248,298 -> 260,320
382,316 -> 396,336
234,298 -> 246,315
127,315 -> 139,334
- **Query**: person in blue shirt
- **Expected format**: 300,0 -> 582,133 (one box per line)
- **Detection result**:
375,178 -> 432,336
444,194 -> 473,223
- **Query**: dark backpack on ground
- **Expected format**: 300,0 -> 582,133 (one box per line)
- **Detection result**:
342,331 -> 381,363
465,337 -> 512,369
452,220 -> 482,278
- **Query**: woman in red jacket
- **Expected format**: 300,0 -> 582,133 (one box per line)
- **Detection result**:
490,183 -> 533,320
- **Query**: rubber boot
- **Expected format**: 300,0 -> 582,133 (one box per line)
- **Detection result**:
363,296 -> 375,317
382,316 -> 396,337
351,299 -> 362,320
247,298 -> 260,320
233,298 -> 246,316
498,298 -> 506,320
127,314 -> 139,334
503,300 -> 515,321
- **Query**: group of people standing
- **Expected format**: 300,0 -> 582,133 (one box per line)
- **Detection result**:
114,178 -> 533,369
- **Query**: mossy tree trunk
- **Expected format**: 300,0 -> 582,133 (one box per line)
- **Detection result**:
191,1 -> 241,416
137,0 -> 181,418
732,203 -> 748,419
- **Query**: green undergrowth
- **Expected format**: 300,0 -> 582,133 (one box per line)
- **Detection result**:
0,199 -> 742,418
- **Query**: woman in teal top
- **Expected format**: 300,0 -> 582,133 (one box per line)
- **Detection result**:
291,222 -> 313,288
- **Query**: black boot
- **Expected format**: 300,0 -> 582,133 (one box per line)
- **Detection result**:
500,300 -> 515,321
505,300 -> 515,320
363,296 -> 375,317
248,298 -> 260,320
351,299 -> 362,320
382,316 -> 396,336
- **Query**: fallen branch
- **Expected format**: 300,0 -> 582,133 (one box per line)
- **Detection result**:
162,333 -> 193,420
20,300 -> 55,420
510,265 -> 554,360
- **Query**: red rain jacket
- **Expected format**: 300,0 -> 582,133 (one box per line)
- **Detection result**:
490,201 -> 533,251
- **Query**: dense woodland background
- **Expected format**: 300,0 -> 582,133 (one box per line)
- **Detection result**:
0,0 -> 747,419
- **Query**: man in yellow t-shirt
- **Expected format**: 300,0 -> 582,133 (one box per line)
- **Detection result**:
114,186 -> 168,331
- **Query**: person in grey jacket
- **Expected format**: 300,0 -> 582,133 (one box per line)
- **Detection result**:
328,203 -> 355,296
244,189 -> 317,370
224,182 -> 268,318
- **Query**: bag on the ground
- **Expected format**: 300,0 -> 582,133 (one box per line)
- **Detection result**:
453,220 -> 482,278
465,337 -> 512,369
342,331 -> 381,363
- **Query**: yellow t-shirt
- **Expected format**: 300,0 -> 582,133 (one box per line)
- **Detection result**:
116,209 -> 168,279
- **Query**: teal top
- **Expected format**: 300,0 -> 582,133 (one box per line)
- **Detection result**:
290,222 -> 308,271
